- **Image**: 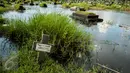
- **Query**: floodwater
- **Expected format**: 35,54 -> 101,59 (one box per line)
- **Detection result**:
0,38 -> 16,61
1,4 -> 130,73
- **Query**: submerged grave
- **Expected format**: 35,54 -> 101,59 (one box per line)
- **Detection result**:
70,11 -> 103,26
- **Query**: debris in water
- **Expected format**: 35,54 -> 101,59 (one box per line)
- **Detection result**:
119,25 -> 130,30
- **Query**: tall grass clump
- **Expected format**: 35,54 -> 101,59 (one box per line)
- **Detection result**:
4,13 -> 93,63
28,13 -> 93,63
4,20 -> 30,46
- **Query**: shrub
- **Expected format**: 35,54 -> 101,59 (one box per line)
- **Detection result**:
39,2 -> 47,7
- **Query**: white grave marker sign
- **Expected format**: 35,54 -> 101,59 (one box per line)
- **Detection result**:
36,43 -> 51,53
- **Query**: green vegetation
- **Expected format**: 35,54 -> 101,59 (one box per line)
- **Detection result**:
62,3 -> 70,8
4,13 -> 93,62
62,2 -> 130,12
3,47 -> 88,73
62,2 -> 89,10
75,11 -> 96,16
0,16 -> 6,25
0,13 -> 102,73
0,5 -> 12,13
39,2 -> 47,7
14,4 -> 25,11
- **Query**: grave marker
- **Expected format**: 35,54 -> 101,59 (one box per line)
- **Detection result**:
32,34 -> 51,65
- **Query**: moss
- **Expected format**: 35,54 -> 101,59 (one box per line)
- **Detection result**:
39,2 -> 47,7
75,11 -> 96,16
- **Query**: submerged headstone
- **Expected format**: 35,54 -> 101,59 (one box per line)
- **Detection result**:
70,12 -> 103,25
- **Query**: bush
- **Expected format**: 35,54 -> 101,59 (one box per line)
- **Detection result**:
39,2 -> 47,7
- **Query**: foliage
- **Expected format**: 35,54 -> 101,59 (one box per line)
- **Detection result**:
1,46 -> 89,73
0,7 -> 10,13
69,2 -> 89,10
4,20 -> 30,45
62,2 -> 89,10
0,16 -> 6,24
39,2 -> 47,7
4,13 -> 93,63
14,4 -> 25,11
62,3 -> 70,8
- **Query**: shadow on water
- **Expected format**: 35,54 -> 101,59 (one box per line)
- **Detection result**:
1,4 -> 130,73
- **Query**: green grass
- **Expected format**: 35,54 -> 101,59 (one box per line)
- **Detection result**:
1,46 -> 88,73
62,3 -> 70,8
0,13 -> 94,73
0,47 -> 109,73
75,11 -> 96,16
0,13 -> 112,73
4,13 -> 93,63
62,2 -> 130,12
62,2 -> 89,10
0,7 -> 10,13
0,16 -> 6,24
69,2 -> 89,10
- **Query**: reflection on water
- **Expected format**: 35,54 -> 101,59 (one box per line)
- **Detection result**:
98,23 -> 110,33
77,10 -> 130,73
1,4 -> 130,73
2,4 -> 74,21
0,37 -> 17,61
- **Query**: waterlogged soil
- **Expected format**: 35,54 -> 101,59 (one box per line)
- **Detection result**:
1,4 -> 130,73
